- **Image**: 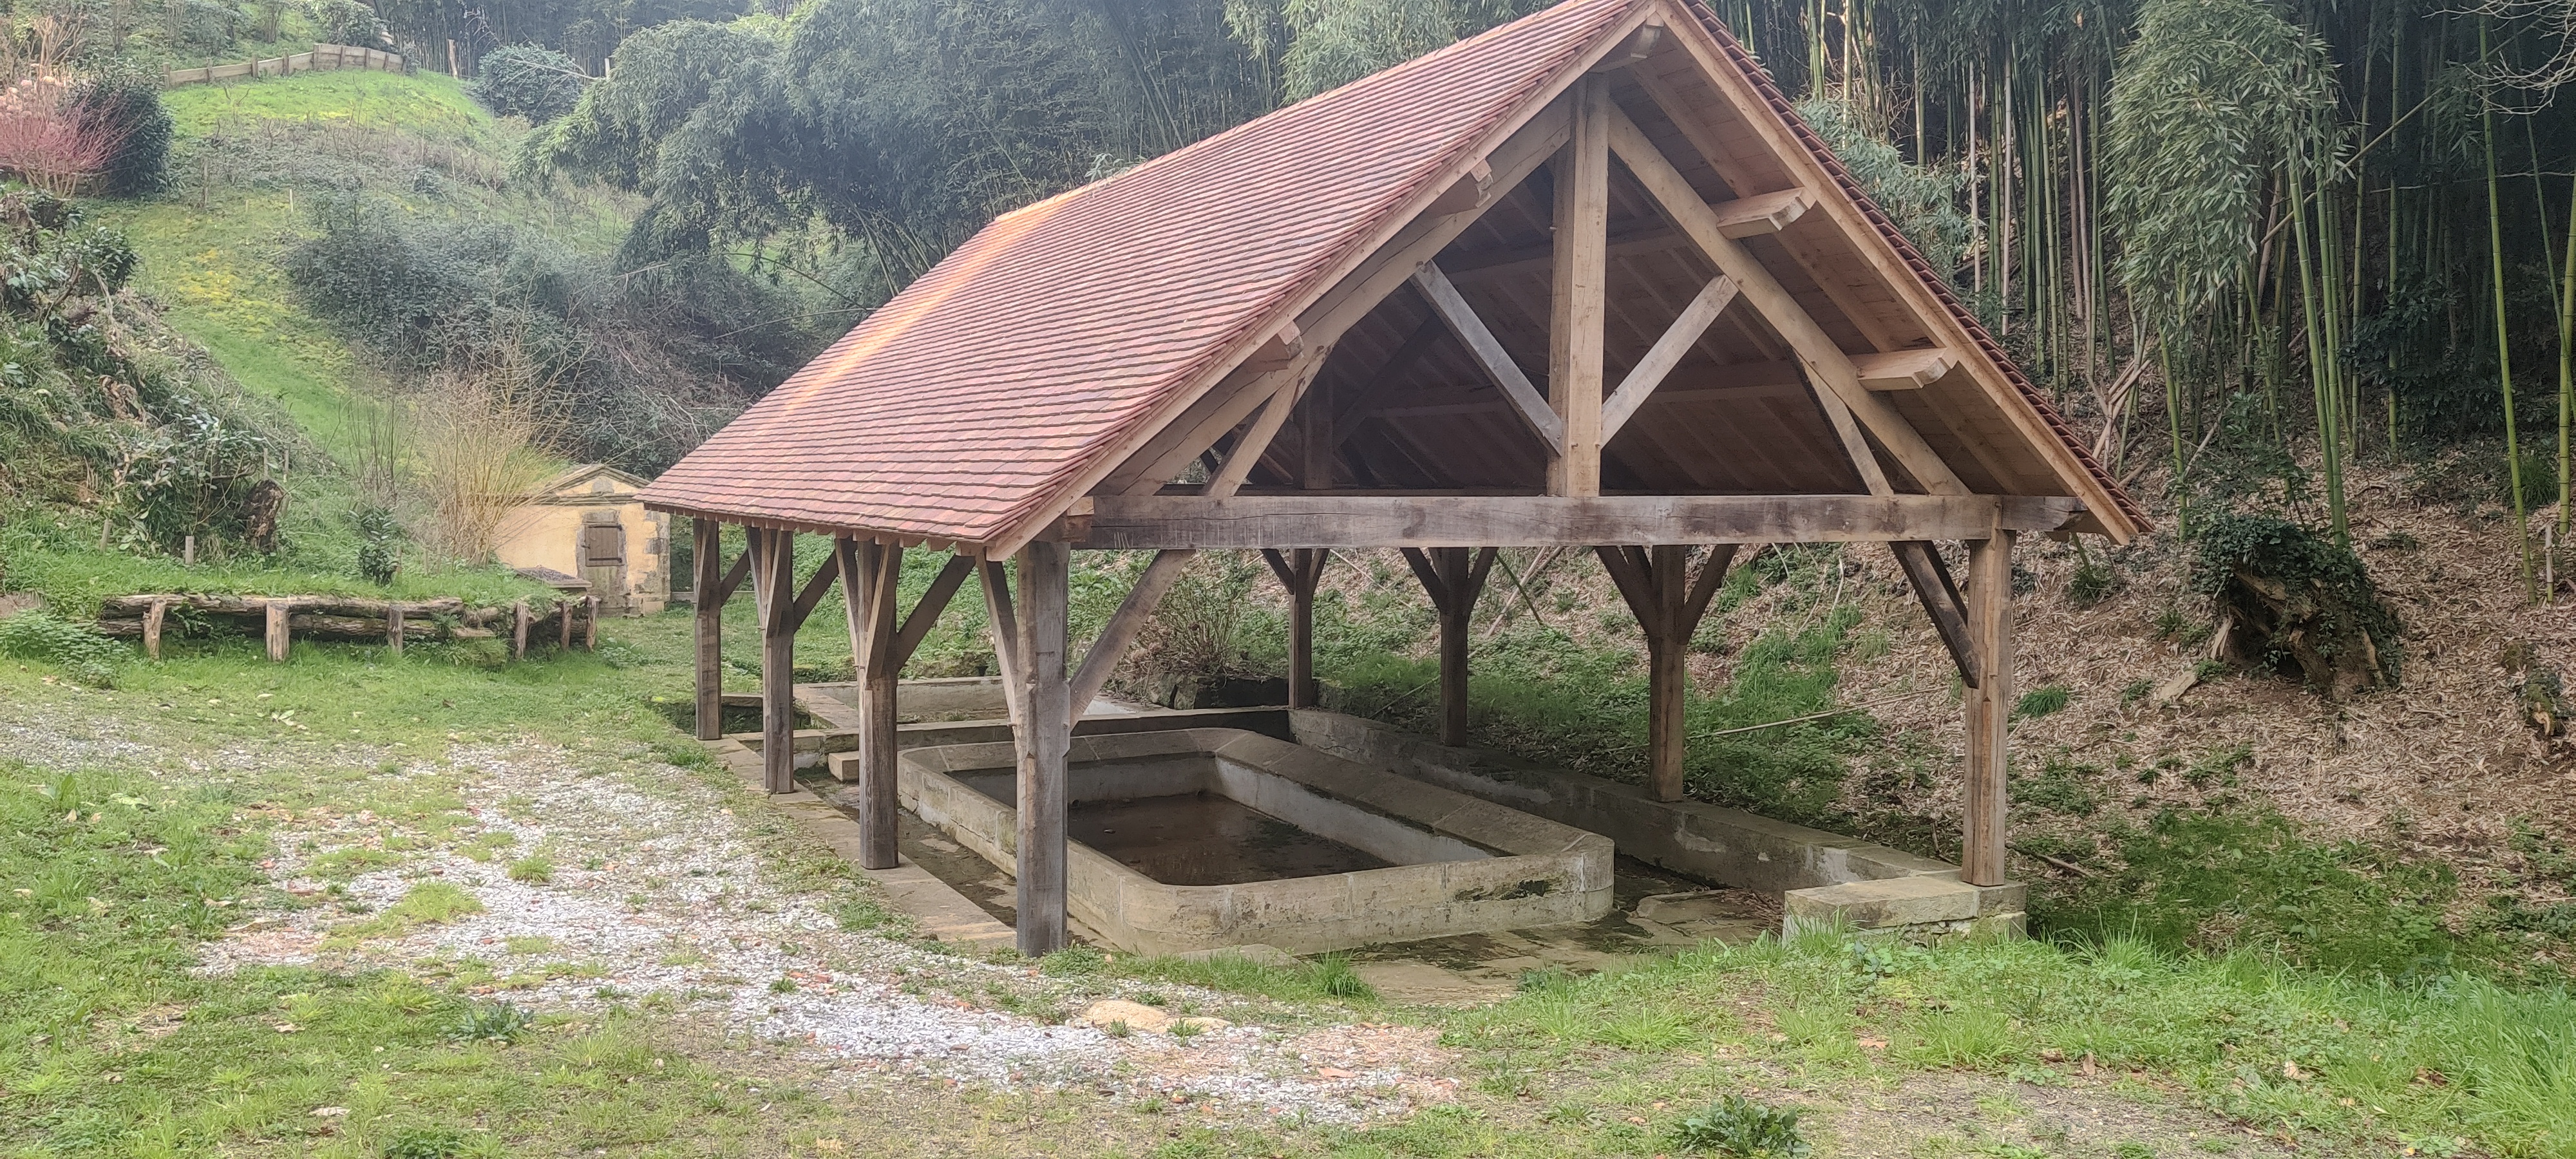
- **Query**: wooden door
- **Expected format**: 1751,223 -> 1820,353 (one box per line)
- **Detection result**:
580,519 -> 628,614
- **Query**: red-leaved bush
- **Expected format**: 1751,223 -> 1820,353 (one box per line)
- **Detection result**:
0,73 -> 126,196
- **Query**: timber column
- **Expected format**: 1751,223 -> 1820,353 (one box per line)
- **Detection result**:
1014,541 -> 1072,956
1962,531 -> 2016,887
754,528 -> 799,796
692,519 -> 724,740
844,538 -> 904,869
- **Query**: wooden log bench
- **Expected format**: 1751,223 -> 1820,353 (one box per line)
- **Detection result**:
94,593 -> 596,662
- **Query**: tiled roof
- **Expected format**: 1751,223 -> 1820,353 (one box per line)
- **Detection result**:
643,0 -> 2142,546
641,0 -> 1642,547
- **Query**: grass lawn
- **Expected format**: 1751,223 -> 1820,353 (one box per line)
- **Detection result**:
3,607 -> 2572,1158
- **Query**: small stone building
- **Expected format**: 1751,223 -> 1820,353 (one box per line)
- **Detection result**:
497,465 -> 670,616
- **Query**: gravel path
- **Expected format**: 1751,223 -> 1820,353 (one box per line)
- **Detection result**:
3,693 -> 1460,1125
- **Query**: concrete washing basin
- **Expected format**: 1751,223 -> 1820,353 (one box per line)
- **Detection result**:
896,728 -> 1612,956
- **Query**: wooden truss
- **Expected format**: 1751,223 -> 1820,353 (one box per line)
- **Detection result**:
693,0 -> 2063,954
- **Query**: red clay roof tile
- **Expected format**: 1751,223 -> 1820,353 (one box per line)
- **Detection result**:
643,0 -> 1642,545
644,0 -> 2141,545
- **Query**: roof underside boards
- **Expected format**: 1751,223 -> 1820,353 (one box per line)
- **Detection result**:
642,0 -> 2145,549
637,0 -> 1643,548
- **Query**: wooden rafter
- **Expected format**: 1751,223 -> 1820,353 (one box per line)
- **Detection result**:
1599,97 -> 1968,498
1067,351 -> 1329,723
1410,262 -> 1566,454
1600,274 -> 1739,440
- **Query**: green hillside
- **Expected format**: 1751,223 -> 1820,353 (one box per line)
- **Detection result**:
93,70 -> 634,463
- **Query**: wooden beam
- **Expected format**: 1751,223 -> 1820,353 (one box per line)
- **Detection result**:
786,547 -> 842,632
1013,541 -> 1072,956
1962,531 -> 2015,887
1076,493 -> 2081,549
386,602 -> 404,655
980,559 -> 1024,726
892,554 -> 977,670
712,548 -> 752,605
1411,262 -> 1565,454
1601,274 -> 1738,441
1083,102 -> 1575,512
1549,77 -> 1610,496
1068,361 -> 1321,721
1600,100 -> 1967,496
1853,348 -> 1960,391
1423,158 -> 1493,216
143,599 -> 166,661
1708,189 -> 1814,238
1242,323 -> 1304,373
1067,549 -> 1191,721
753,527 -> 799,795
1653,18 -> 2139,541
1891,540 -> 1977,687
1591,19 -> 1663,71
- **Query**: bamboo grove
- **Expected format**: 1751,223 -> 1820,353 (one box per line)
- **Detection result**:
1700,0 -> 2576,593
522,0 -> 2576,596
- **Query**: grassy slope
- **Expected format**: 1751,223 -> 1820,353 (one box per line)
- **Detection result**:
93,69 -> 630,465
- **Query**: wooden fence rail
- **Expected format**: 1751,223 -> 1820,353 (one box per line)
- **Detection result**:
96,592 -> 594,662
166,44 -> 406,88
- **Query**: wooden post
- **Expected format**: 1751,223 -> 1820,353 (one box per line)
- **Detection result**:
842,538 -> 903,869
1014,540 -> 1072,957
263,601 -> 290,663
1435,550 -> 1473,745
142,599 -> 167,661
182,535 -> 195,566
1403,547 -> 1495,746
1646,545 -> 1688,799
754,528 -> 800,796
557,599 -> 573,650
582,595 -> 598,650
1263,549 -> 1330,709
1547,79 -> 1610,497
1598,545 -> 1739,802
386,603 -> 403,655
1963,532 -> 2016,887
511,601 -> 529,660
694,519 -> 724,740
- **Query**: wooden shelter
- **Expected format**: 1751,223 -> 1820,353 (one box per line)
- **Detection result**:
643,0 -> 2144,956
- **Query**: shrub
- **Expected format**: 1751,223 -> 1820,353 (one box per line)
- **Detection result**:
0,609 -> 123,686
1670,1095 -> 1808,1157
473,44 -> 587,122
354,504 -> 402,585
0,75 -> 129,197
302,0 -> 388,46
282,193 -> 818,473
71,64 -> 172,198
